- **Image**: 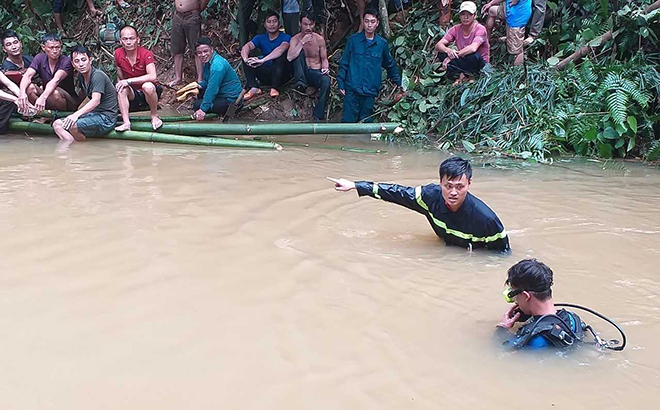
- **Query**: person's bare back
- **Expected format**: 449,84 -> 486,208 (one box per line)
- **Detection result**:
292,32 -> 325,70
175,0 -> 200,13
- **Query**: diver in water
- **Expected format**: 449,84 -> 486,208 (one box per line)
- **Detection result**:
497,258 -> 627,350
497,258 -> 584,349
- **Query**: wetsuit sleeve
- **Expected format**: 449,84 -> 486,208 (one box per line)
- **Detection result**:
382,42 -> 401,87
200,63 -> 225,113
337,37 -> 352,90
355,181 -> 425,214
484,218 -> 510,253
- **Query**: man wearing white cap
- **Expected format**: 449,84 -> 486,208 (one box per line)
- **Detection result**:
434,1 -> 490,85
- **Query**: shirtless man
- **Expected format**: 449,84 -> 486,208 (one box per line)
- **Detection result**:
17,33 -> 80,113
287,11 -> 330,121
170,0 -> 209,87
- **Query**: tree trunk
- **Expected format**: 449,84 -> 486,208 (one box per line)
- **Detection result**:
237,0 -> 247,47
554,0 -> 660,70
439,0 -> 452,27
378,0 -> 392,38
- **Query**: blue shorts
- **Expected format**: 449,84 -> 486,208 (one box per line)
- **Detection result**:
52,0 -> 64,13
76,113 -> 116,137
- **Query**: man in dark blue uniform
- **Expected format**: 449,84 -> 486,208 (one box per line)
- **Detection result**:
328,156 -> 510,252
337,8 -> 404,122
497,259 -> 584,349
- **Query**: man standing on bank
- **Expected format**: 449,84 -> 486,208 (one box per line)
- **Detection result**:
52,45 -> 118,147
114,26 -> 163,132
192,37 -> 243,121
287,11 -> 331,121
337,8 -> 403,123
170,0 -> 208,87
241,10 -> 292,100
328,156 -> 510,252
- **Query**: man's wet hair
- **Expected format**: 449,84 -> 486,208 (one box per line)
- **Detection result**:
265,10 -> 280,22
71,44 -> 91,58
41,33 -> 61,44
364,8 -> 379,20
300,10 -> 315,23
439,156 -> 473,181
1,30 -> 19,45
506,259 -> 554,301
196,36 -> 212,48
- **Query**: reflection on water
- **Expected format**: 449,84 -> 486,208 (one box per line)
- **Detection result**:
1,135 -> 659,409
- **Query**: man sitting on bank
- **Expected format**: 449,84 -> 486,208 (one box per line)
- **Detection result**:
434,2 -> 490,85
241,10 -> 292,100
286,11 -> 331,121
328,156 -> 510,252
192,37 -> 243,121
17,33 -> 80,113
113,25 -> 163,131
337,9 -> 403,123
52,45 -> 118,146
1,30 -> 33,85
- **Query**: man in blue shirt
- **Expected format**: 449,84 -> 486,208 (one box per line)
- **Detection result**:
337,8 -> 403,123
241,10 -> 292,100
282,0 -> 301,36
483,0 -> 532,66
192,37 -> 243,121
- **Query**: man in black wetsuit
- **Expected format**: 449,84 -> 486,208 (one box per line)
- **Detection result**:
497,259 -> 584,349
328,156 -> 510,252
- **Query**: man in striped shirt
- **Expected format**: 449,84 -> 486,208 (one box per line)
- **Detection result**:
328,156 -> 510,252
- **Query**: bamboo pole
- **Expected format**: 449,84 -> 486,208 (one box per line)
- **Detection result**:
554,0 -> 660,70
37,110 -> 219,122
125,122 -> 403,136
7,121 -> 282,150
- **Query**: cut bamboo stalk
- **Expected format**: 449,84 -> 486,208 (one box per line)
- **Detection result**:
7,121 -> 282,150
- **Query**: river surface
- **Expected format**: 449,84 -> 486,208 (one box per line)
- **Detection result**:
1,134 -> 659,409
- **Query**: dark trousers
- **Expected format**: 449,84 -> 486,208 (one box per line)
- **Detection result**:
283,13 -> 300,36
193,91 -> 233,116
436,52 -> 486,80
0,99 -> 17,134
243,54 -> 292,91
341,90 -> 375,123
293,51 -> 331,120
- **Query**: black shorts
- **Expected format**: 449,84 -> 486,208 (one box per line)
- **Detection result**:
128,85 -> 163,112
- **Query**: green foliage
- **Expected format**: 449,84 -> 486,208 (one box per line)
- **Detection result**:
385,3 -> 660,161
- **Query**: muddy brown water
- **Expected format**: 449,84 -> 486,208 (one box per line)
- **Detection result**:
1,135 -> 659,409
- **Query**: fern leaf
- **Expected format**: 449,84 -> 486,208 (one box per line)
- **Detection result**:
606,90 -> 629,125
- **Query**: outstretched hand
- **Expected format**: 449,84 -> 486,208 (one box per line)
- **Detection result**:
326,177 -> 355,192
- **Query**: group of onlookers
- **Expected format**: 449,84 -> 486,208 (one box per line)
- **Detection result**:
0,1 -> 547,143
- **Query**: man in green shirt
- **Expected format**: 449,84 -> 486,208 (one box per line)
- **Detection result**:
192,37 -> 242,121
52,45 -> 118,146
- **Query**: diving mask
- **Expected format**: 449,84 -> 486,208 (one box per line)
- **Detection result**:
503,287 -> 523,303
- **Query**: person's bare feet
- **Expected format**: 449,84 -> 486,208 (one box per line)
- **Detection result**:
115,122 -> 131,132
117,0 -> 131,8
452,73 -> 466,86
168,79 -> 182,88
89,7 -> 102,17
151,116 -> 163,130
